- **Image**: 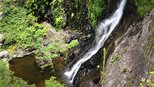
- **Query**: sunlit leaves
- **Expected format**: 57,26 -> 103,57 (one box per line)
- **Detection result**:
88,0 -> 106,27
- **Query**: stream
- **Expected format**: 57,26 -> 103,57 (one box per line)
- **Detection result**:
8,0 -> 127,87
64,0 -> 127,85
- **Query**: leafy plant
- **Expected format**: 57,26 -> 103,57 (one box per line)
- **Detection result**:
48,43 -> 58,52
135,0 -> 154,16
103,48 -> 107,71
50,0 -> 66,29
2,0 -> 66,29
68,39 -> 79,48
22,0 -> 66,29
60,48 -> 68,54
46,76 -> 64,87
0,4 -> 47,50
101,48 -> 107,84
110,53 -> 121,64
139,78 -> 154,87
88,0 -> 106,27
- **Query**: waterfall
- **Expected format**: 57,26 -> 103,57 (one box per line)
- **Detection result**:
64,0 -> 127,84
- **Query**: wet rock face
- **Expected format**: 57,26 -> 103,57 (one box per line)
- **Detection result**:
64,0 -> 90,31
70,0 -> 137,87
73,67 -> 101,87
103,8 -> 154,87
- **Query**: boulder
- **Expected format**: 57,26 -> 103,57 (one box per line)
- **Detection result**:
0,51 -> 8,59
0,34 -> 3,46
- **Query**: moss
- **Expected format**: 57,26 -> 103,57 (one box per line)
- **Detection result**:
121,67 -> 128,73
51,54 -> 59,59
139,78 -> 154,87
103,48 -> 107,71
60,48 -> 68,55
46,76 -> 64,87
135,0 -> 154,16
68,39 -> 79,48
48,44 -> 58,52
111,53 -> 121,64
144,35 -> 154,58
149,71 -> 154,75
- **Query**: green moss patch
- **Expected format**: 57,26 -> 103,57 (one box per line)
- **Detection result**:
135,0 -> 154,16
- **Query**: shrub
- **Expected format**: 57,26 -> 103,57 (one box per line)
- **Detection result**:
18,0 -> 65,29
135,0 -> 154,16
68,39 -> 79,48
2,0 -> 66,30
46,76 -> 64,87
88,0 -> 106,27
51,0 -> 66,29
0,4 -> 47,50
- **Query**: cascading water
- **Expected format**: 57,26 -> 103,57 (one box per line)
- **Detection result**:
64,0 -> 127,84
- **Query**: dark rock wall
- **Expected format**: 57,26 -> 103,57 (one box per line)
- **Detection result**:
64,0 -> 90,31
103,8 -> 154,87
70,0 -> 138,87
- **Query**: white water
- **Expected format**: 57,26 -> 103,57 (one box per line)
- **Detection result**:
64,0 -> 127,83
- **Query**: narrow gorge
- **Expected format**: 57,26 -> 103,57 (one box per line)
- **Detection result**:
0,0 -> 154,87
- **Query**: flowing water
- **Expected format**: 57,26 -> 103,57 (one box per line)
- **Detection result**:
64,0 -> 127,84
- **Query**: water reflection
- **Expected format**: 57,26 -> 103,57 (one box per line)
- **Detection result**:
9,54 -> 52,87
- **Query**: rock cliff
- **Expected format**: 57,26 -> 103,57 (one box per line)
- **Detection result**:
103,8 -> 154,87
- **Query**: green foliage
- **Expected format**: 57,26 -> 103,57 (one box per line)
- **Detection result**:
144,35 -> 154,57
21,0 -> 52,22
88,0 -> 106,27
48,43 -> 58,52
20,0 -> 65,29
135,0 -> 154,16
68,39 -> 79,48
139,78 -> 154,87
50,0 -> 66,29
40,42 -> 61,60
38,44 -> 63,61
0,3 -> 47,50
46,76 -> 64,87
51,54 -> 59,59
60,48 -> 68,55
111,53 -> 121,64
2,0 -> 65,29
38,39 -> 79,61
149,71 -> 154,75
101,48 -> 107,84
103,48 -> 107,71
0,60 -> 34,87
39,39 -> 79,61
